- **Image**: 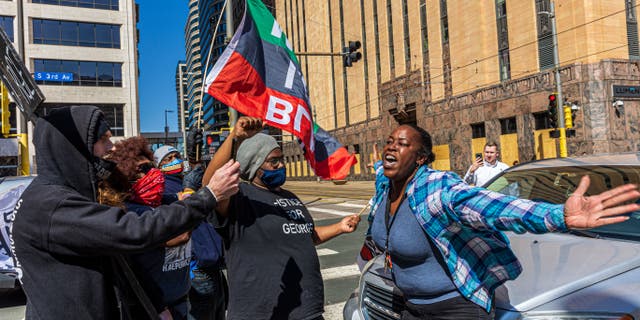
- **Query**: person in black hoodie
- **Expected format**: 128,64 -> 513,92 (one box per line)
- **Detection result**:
10,106 -> 240,320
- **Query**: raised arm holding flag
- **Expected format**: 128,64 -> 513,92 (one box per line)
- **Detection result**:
205,0 -> 356,180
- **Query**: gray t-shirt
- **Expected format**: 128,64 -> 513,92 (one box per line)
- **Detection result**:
212,182 -> 324,320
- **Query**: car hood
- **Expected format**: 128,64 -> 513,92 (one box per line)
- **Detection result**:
495,232 -> 640,312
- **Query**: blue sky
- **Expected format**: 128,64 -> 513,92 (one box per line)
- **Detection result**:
137,0 -> 187,133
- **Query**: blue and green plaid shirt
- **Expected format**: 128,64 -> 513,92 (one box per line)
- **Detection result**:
369,163 -> 567,311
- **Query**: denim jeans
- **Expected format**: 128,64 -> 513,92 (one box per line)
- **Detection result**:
187,267 -> 227,320
401,296 -> 495,320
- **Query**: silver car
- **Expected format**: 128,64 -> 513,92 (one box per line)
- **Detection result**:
344,152 -> 640,320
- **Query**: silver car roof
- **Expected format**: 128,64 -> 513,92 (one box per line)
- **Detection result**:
508,152 -> 640,171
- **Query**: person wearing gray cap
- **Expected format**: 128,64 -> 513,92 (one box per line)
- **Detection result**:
201,116 -> 361,320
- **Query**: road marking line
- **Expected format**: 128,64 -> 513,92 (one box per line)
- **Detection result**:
336,203 -> 367,208
308,207 -> 353,216
323,302 -> 346,320
321,264 -> 360,281
317,248 -> 339,256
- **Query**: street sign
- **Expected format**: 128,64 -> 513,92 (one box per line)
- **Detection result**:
0,29 -> 45,122
613,85 -> 640,98
34,72 -> 73,82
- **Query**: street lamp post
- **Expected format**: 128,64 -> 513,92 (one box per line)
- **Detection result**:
178,66 -> 187,156
540,1 -> 567,157
164,109 -> 174,145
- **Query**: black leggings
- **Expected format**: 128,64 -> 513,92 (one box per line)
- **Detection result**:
401,296 -> 494,320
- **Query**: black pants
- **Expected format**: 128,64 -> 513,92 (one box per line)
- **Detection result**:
188,267 -> 227,320
401,296 -> 494,320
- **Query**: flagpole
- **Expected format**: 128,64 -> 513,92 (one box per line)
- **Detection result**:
225,0 -> 238,127
196,0 -> 229,132
194,0 -> 228,161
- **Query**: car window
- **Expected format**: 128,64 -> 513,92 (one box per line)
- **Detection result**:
486,165 -> 640,241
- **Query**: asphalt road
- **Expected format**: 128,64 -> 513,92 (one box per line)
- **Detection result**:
284,180 -> 375,319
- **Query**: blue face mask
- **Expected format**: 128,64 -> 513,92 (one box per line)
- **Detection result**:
161,158 -> 184,175
260,167 -> 286,189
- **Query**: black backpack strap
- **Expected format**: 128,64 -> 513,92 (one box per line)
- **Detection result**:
113,254 -> 159,320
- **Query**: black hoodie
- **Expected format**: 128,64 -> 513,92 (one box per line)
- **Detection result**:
11,106 -> 217,319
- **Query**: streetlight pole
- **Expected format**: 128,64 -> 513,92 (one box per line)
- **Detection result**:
164,109 -> 174,145
539,2 -> 568,158
178,66 -> 187,156
549,2 -> 568,158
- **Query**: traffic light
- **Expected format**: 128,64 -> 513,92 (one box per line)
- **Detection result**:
1,82 -> 10,136
343,40 -> 362,67
563,105 -> 573,129
547,94 -> 558,129
205,134 -> 215,148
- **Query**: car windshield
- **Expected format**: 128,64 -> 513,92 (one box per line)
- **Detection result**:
485,165 -> 640,241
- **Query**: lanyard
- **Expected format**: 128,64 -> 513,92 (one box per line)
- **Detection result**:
384,191 -> 406,272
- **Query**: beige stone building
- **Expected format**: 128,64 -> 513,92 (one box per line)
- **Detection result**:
276,0 -> 640,179
0,0 -> 139,138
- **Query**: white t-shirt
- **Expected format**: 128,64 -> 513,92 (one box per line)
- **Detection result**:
463,160 -> 510,187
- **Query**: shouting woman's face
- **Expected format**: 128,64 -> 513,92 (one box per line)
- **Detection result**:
382,125 -> 426,184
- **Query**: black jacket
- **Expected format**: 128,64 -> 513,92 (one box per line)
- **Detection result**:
11,106 -> 217,320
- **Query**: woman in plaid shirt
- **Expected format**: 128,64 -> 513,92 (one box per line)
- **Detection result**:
368,124 -> 640,320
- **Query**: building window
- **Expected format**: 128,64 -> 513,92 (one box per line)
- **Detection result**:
534,112 -> 553,129
99,104 -> 125,136
33,19 -> 121,49
359,0 -> 370,112
500,117 -> 517,134
535,0 -> 554,70
402,0 -> 411,72
34,59 -> 123,87
373,0 -> 381,80
420,0 -> 428,56
32,0 -> 119,11
0,16 -> 14,41
42,104 -> 125,136
471,123 -> 486,138
495,0 -> 511,81
626,0 -> 639,59
440,0 -> 452,96
440,0 -> 449,44
386,0 -> 395,71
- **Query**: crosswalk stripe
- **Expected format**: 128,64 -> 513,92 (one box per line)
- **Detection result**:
321,264 -> 360,281
317,248 -> 339,256
308,207 -> 354,216
323,302 -> 346,320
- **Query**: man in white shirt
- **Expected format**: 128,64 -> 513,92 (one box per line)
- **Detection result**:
463,142 -> 510,186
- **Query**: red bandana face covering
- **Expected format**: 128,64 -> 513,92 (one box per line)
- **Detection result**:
130,168 -> 165,207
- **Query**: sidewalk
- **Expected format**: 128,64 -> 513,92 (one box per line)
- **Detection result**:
284,179 -> 375,189
283,179 -> 375,202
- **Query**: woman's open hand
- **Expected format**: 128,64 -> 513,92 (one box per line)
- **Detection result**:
563,175 -> 640,229
366,143 -> 380,169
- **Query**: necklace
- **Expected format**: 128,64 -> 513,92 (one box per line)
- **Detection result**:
384,191 -> 406,273
383,167 -> 419,272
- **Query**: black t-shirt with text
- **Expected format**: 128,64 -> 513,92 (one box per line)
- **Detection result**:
213,182 -> 324,320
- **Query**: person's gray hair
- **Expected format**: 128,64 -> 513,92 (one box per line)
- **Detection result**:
236,133 -> 280,181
